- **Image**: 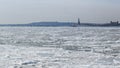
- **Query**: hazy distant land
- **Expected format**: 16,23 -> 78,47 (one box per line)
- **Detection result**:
0,21 -> 120,27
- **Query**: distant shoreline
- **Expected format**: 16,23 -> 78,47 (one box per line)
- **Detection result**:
0,22 -> 120,27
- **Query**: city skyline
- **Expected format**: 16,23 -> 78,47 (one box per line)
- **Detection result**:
0,0 -> 120,24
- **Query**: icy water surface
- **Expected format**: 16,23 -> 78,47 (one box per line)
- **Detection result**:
0,27 -> 120,68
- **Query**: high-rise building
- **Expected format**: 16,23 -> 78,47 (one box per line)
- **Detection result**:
78,18 -> 80,25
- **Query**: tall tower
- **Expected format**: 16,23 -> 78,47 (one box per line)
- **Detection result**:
78,18 -> 80,25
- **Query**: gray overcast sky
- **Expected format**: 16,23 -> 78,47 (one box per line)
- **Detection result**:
0,0 -> 120,24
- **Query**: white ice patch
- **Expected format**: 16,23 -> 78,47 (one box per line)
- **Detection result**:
0,27 -> 120,68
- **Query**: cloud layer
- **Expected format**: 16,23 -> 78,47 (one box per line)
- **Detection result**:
0,0 -> 120,24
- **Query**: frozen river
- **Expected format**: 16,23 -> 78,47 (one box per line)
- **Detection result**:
0,27 -> 120,68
